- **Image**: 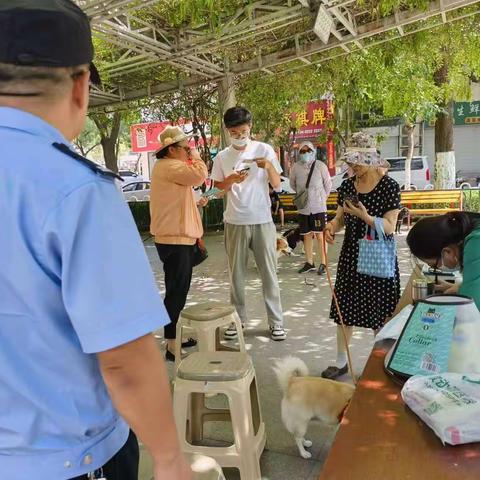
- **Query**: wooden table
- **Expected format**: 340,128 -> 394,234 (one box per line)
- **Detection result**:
319,340 -> 480,480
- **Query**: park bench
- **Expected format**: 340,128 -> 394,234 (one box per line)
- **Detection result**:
279,193 -> 338,218
401,189 -> 463,225
279,189 -> 463,223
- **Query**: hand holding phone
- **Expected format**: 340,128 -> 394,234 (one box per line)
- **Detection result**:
344,193 -> 360,207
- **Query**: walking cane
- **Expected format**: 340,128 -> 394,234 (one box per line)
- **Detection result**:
321,230 -> 357,385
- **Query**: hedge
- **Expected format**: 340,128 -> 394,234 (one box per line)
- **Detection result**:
128,199 -> 225,233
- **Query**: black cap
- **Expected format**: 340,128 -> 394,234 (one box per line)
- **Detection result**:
0,0 -> 101,85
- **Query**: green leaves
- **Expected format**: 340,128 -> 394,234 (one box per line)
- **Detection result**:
237,69 -> 318,146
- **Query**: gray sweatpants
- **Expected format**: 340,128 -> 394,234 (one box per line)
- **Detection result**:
224,222 -> 284,327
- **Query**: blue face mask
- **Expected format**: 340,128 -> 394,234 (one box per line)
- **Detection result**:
299,152 -> 314,163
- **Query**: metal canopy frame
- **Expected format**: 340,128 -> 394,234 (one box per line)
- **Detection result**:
75,0 -> 480,107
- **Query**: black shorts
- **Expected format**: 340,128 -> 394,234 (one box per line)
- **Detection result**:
299,213 -> 327,235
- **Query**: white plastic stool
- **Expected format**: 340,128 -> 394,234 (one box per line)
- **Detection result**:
188,453 -> 226,480
174,352 -> 266,480
175,302 -> 246,374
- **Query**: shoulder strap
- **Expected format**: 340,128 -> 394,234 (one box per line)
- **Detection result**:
305,160 -> 316,189
52,142 -> 123,181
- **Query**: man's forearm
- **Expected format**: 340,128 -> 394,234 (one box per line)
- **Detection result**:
267,166 -> 281,188
98,334 -> 183,467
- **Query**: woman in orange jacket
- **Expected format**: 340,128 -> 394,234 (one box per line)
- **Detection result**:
150,126 -> 208,361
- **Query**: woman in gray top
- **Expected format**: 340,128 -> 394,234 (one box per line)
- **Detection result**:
290,141 -> 333,275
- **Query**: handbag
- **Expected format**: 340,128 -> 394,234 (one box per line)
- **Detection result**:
192,238 -> 208,267
357,217 -> 396,278
293,160 -> 316,210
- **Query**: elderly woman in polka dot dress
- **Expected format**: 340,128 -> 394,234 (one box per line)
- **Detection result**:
321,133 -> 401,379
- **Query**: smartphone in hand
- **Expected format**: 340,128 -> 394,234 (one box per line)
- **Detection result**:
344,193 -> 360,207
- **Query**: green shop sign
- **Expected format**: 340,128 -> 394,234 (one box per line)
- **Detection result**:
454,101 -> 480,125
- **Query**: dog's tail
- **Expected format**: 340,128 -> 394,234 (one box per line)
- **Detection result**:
272,356 -> 309,392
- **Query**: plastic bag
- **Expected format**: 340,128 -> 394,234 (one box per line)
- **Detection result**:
376,305 -> 413,342
401,373 -> 480,445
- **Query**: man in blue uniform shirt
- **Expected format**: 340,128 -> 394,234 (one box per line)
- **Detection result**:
0,1 -> 191,479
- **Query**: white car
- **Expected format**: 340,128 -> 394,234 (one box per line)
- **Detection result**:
330,156 -> 431,191
119,170 -> 143,186
122,181 -> 151,202
384,156 -> 431,190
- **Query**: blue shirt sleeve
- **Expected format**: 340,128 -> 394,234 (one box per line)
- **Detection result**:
42,179 -> 169,353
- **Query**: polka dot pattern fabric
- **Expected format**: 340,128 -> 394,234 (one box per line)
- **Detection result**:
330,175 -> 401,330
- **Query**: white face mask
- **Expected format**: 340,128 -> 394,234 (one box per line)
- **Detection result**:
438,249 -> 460,272
230,136 -> 249,148
299,151 -> 315,163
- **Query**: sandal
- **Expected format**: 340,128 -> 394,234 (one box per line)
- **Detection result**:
321,364 -> 348,379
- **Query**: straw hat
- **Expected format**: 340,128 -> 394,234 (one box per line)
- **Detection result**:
339,132 -> 390,168
155,125 -> 191,158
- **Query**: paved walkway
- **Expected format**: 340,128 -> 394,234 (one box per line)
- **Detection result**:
140,229 -> 412,480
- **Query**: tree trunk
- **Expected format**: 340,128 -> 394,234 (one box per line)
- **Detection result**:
218,74 -> 236,149
404,123 -> 415,190
93,112 -> 122,173
434,63 -> 456,189
192,105 -> 212,171
101,137 -> 119,173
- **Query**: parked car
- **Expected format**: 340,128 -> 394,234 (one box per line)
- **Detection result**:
330,156 -> 431,191
119,170 -> 143,185
384,156 -> 431,190
122,181 -> 151,202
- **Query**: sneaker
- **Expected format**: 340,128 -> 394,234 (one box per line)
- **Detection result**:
181,337 -> 197,348
298,262 -> 316,274
224,322 -> 244,340
270,325 -> 286,341
317,264 -> 326,276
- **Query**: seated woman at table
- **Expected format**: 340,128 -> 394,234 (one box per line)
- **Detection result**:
406,211 -> 480,309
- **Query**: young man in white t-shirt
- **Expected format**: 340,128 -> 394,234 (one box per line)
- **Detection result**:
211,107 -> 286,341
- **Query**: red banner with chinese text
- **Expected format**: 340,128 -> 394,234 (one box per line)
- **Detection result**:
291,100 -> 335,173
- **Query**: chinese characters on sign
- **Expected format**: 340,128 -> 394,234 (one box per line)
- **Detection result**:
292,100 -> 334,136
291,100 -> 336,172
454,101 -> 480,125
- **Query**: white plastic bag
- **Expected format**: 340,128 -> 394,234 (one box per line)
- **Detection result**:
376,305 -> 413,342
401,373 -> 480,445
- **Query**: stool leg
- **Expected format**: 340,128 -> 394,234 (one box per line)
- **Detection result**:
197,327 -> 216,353
229,388 -> 262,480
173,383 -> 190,450
174,321 -> 183,375
190,392 -> 205,444
232,313 -> 246,353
